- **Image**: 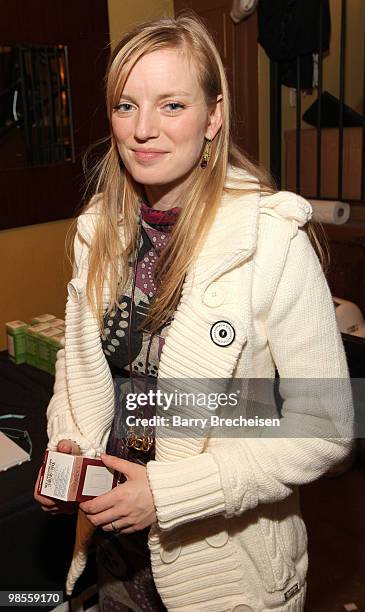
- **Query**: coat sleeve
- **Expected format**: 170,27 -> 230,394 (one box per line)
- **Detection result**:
46,224 -> 97,456
147,224 -> 354,530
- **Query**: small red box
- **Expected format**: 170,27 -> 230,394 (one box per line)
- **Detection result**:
38,450 -> 118,502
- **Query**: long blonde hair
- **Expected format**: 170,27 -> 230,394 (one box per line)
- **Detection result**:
78,12 -> 327,334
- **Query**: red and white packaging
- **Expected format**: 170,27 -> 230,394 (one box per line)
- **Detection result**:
38,450 -> 118,502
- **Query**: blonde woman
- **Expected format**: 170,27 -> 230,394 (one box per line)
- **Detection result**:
34,13 -> 352,612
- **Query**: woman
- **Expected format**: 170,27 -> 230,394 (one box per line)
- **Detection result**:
35,13 -> 352,612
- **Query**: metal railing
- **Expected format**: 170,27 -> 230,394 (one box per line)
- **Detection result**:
270,0 -> 365,203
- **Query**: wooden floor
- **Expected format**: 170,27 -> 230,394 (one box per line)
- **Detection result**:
301,454 -> 365,612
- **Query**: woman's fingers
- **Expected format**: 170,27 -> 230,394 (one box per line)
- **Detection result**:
57,439 -> 81,455
34,483 -> 62,511
35,492 -> 63,512
40,504 -> 59,512
102,518 -> 135,533
40,501 -> 78,514
85,507 -> 128,528
80,483 -> 124,515
54,501 -> 79,515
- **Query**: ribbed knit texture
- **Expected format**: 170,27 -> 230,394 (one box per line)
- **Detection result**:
47,168 -> 353,610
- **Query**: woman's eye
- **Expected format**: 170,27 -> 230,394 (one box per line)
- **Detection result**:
163,102 -> 185,113
115,103 -> 134,113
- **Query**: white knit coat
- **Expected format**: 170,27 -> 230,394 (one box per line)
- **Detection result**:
46,168 -> 352,612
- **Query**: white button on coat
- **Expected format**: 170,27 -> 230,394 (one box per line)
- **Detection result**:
160,541 -> 181,564
205,530 -> 229,548
203,284 -> 224,308
231,605 -> 253,612
67,278 -> 84,301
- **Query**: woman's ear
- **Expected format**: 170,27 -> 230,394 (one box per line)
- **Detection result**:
205,94 -> 223,140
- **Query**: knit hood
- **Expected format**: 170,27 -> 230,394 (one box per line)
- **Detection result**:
259,190 -> 313,227
225,165 -> 312,228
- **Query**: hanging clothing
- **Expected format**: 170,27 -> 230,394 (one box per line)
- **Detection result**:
257,0 -> 331,89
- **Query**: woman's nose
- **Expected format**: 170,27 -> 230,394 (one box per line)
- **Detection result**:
134,107 -> 160,140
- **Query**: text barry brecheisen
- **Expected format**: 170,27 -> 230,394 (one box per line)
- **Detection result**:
125,415 -> 280,428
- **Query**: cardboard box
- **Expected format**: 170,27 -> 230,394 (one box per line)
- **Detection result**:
6,320 -> 28,365
31,314 -> 56,325
38,450 -> 118,502
48,318 -> 65,329
38,328 -> 64,373
25,323 -> 51,368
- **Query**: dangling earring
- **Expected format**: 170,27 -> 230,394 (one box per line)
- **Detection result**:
200,138 -> 212,169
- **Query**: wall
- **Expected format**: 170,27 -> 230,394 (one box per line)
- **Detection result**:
108,0 -> 174,48
258,0 -> 365,179
0,0 -> 174,352
0,220 -> 73,350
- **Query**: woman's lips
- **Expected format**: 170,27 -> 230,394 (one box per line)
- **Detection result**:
132,149 -> 167,163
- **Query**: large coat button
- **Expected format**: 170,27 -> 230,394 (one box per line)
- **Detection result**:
203,284 -> 224,308
205,530 -> 229,548
160,540 -> 181,564
67,278 -> 84,301
231,606 -> 253,612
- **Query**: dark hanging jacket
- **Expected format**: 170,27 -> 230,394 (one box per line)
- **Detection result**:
257,0 -> 331,89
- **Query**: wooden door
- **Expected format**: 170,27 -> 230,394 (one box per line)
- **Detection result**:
174,0 -> 258,161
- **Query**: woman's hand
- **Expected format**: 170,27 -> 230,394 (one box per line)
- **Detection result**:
79,453 -> 157,533
33,439 -> 81,515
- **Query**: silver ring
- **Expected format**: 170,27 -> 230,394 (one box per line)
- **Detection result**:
111,521 -> 119,533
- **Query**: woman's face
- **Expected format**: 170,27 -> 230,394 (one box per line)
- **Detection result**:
111,47 -> 222,195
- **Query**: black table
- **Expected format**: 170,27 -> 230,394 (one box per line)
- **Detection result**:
0,352 -> 95,609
